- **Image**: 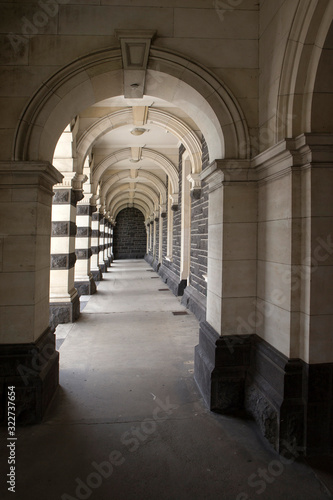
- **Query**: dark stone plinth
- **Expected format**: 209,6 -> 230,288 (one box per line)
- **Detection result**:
303,362 -> 333,456
152,258 -> 161,272
195,323 -> 333,457
181,285 -> 206,322
145,253 -> 154,265
91,268 -> 103,282
74,276 -> 97,296
194,321 -> 252,413
99,263 -> 107,274
158,264 -> 187,296
49,294 -> 80,329
0,328 -> 59,424
244,339 -> 305,455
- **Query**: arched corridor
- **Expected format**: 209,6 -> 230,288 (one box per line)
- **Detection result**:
1,259 -> 332,500
1,2 -> 333,496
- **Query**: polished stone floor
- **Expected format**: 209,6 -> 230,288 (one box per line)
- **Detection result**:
0,260 -> 332,500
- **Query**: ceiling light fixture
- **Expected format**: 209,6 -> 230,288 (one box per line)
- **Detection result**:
130,127 -> 147,136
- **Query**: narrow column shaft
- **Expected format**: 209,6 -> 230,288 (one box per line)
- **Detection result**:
50,186 -> 80,327
99,216 -> 107,273
91,211 -> 102,281
74,203 -> 96,296
0,161 -> 63,423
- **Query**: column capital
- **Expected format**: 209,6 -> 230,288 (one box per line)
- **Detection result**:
169,193 -> 179,211
187,173 -> 201,199
201,159 -> 253,192
159,203 -> 167,218
54,171 -> 87,189
0,161 -> 63,187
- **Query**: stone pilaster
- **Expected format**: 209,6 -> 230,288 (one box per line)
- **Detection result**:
49,173 -> 84,328
0,161 -> 63,423
195,137 -> 333,457
194,159 -> 257,416
74,199 -> 96,296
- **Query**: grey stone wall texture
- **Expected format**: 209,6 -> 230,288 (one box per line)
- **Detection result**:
190,136 -> 209,297
113,208 -> 147,259
162,144 -> 185,277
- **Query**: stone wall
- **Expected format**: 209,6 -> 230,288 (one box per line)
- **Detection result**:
190,137 -> 209,297
161,144 -> 184,280
113,208 -> 146,259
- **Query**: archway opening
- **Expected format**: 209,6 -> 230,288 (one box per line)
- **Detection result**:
113,208 -> 147,260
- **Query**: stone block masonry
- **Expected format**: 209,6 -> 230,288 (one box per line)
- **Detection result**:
190,136 -> 209,297
113,208 -> 146,259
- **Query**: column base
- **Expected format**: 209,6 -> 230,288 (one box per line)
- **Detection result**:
74,275 -> 97,296
49,293 -> 80,329
145,253 -> 154,266
152,258 -> 161,272
0,329 -> 59,424
245,339 -> 305,456
194,321 -> 333,457
157,264 -> 187,296
91,268 -> 103,282
194,321 -> 252,413
181,285 -> 206,322
99,263 -> 107,274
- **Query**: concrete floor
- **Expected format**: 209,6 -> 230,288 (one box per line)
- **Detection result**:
1,259 -> 332,500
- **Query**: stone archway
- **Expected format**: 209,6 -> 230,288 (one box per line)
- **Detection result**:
13,46 -> 250,164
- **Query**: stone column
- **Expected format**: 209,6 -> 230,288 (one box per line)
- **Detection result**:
49,173 -> 83,328
74,196 -> 96,296
146,221 -> 149,255
105,219 -> 112,266
103,217 -> 110,268
194,159 -> 257,412
99,214 -> 107,273
149,219 -> 153,252
91,211 -> 102,282
0,162 -> 63,423
153,212 -> 158,259
110,222 -> 114,262
159,212 -> 164,264
152,210 -> 159,271
196,140 -> 333,458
